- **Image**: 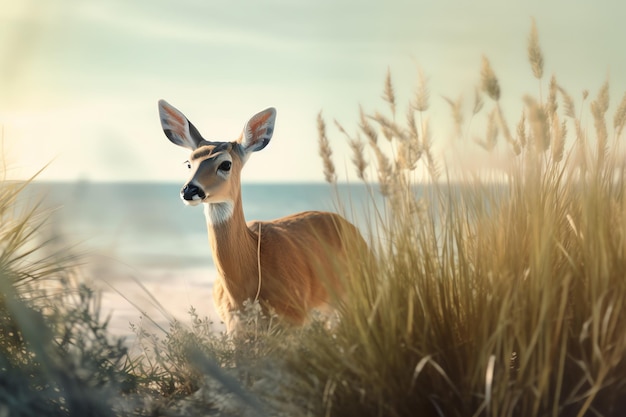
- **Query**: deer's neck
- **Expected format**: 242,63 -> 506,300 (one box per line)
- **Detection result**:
204,195 -> 258,304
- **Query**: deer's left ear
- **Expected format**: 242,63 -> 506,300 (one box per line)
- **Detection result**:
239,108 -> 276,156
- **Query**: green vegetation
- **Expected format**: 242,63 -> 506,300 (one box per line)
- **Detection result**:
3,22 -> 626,416
0,179 -> 130,416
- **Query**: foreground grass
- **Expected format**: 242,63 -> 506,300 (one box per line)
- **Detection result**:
3,21 -> 626,416
298,22 -> 626,417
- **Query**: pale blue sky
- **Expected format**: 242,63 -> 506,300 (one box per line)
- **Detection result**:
1,0 -> 625,182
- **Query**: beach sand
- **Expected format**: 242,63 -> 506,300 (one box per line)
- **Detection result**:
88,256 -> 226,340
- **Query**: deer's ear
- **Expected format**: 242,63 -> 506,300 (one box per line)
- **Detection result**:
239,108 -> 276,155
158,100 -> 204,150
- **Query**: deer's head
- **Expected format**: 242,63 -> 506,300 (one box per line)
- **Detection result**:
158,100 -> 276,209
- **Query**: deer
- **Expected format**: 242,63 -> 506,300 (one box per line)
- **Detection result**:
157,100 -> 368,333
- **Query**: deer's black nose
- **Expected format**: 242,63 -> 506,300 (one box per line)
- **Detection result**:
181,183 -> 206,201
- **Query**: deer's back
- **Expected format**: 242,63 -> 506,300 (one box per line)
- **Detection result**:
247,211 -> 366,322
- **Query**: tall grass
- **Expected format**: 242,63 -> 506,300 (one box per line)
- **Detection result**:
289,22 -> 626,417
0,178 -> 134,416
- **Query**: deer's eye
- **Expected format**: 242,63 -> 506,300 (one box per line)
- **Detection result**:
218,161 -> 232,172
184,160 -> 191,169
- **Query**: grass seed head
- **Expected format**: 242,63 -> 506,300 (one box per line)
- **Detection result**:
475,108 -> 499,151
443,95 -> 464,139
591,80 -> 610,158
317,111 -> 337,184
613,91 -> 626,138
551,114 -> 566,163
524,95 -> 550,152
473,87 -> 485,115
480,56 -> 501,101
382,67 -> 397,117
559,85 -> 577,119
412,67 -> 430,112
359,106 -> 378,145
528,18 -> 544,80
517,111 -> 527,149
349,135 -> 369,181
547,75 -> 558,119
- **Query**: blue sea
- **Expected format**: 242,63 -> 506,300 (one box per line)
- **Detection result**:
21,182 -> 378,335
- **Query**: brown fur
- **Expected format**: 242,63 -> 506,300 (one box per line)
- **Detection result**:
209,180 -> 368,332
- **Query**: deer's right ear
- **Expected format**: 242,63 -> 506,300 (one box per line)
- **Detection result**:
158,99 -> 203,150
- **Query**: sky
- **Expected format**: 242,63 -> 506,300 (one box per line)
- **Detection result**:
1,0 -> 625,183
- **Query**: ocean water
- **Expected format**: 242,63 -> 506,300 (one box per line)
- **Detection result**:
24,182 -> 375,269
20,181 -> 377,335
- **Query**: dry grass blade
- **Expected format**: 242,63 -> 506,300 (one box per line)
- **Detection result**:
475,108 -> 498,151
406,106 -> 419,142
422,120 -> 440,181
559,85 -> 577,119
382,67 -> 397,118
480,56 -> 501,101
496,104 -> 520,155
551,114 -> 566,163
370,139 -> 394,196
595,80 -> 610,114
517,111 -> 527,149
359,106 -> 378,145
528,17 -> 544,80
396,136 -> 421,171
590,80 -> 610,160
443,95 -> 464,139
349,137 -> 368,180
484,355 -> 496,415
410,355 -> 461,398
399,106 -> 424,170
335,120 -> 369,181
547,75 -> 558,119
524,95 -> 550,152
613,91 -> 626,138
473,87 -> 484,115
370,111 -> 409,142
317,111 -> 337,184
413,67 -> 430,112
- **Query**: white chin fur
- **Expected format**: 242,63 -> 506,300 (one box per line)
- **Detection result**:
204,201 -> 234,225
182,198 -> 202,207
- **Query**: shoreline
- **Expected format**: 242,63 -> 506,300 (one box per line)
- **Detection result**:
92,262 -> 225,339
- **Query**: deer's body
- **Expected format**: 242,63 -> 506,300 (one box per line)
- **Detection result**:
209,204 -> 363,330
158,100 -> 367,332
